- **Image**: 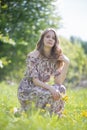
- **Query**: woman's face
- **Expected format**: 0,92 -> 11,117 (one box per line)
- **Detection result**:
43,31 -> 55,48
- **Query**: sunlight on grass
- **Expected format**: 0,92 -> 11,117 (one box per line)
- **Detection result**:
0,82 -> 87,130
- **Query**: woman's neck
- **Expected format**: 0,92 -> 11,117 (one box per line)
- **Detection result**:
43,47 -> 51,57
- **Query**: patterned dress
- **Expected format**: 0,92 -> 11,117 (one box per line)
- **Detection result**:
18,53 -> 66,115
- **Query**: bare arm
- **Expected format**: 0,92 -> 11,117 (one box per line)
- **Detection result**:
33,78 -> 61,100
33,78 -> 50,90
54,55 -> 70,85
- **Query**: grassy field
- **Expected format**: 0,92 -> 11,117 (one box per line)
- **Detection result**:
0,82 -> 87,130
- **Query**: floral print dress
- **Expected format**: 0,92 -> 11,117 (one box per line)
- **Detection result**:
18,53 -> 66,115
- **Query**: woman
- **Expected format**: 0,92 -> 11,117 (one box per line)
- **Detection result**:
18,28 -> 70,116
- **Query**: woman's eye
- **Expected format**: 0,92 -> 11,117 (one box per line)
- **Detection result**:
46,35 -> 50,38
45,35 -> 55,40
46,36 -> 55,39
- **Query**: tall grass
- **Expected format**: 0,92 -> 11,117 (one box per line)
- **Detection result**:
0,82 -> 87,130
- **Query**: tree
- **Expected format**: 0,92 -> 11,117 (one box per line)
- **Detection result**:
0,0 -> 62,81
60,36 -> 87,87
70,36 -> 87,54
0,0 -> 61,44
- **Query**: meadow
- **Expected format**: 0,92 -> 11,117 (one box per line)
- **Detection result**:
0,82 -> 87,130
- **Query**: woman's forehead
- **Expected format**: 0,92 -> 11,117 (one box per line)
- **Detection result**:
45,30 -> 55,36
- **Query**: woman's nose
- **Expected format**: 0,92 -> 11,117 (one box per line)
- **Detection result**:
49,37 -> 53,41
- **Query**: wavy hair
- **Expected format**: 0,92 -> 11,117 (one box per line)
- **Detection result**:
36,28 -> 63,69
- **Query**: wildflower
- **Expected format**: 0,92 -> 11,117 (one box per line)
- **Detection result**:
62,110 -> 67,115
10,107 -> 21,117
10,107 -> 18,114
45,104 -> 51,112
13,107 -> 21,117
13,107 -> 18,113
81,111 -> 87,117
40,109 -> 45,112
10,108 -> 14,113
62,95 -> 68,101
46,104 -> 51,107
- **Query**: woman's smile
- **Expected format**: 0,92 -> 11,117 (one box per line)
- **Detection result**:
43,31 -> 55,48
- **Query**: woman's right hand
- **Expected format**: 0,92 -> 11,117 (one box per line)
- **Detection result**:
49,87 -> 61,100
33,78 -> 61,100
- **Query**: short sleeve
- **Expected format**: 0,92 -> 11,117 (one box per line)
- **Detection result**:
25,55 -> 39,80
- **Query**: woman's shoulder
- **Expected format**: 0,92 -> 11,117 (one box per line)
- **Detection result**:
27,50 -> 40,59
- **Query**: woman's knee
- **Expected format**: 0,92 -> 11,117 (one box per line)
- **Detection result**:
59,85 -> 66,94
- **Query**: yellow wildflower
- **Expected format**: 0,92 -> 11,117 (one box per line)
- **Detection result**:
46,104 -> 51,107
40,109 -> 45,112
62,110 -> 67,115
10,108 -> 14,113
62,95 -> 68,101
81,111 -> 87,117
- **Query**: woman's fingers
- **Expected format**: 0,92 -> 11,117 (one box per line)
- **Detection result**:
49,87 -> 61,100
53,91 -> 61,100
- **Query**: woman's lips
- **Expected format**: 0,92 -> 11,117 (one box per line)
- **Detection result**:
48,42 -> 52,44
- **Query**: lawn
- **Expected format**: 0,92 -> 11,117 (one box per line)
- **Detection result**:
0,82 -> 87,130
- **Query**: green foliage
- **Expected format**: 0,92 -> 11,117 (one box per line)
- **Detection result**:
0,0 -> 87,86
0,82 -> 87,130
0,0 -> 61,43
0,36 -> 29,81
60,37 -> 87,87
0,34 -> 16,45
70,36 -> 87,54
0,35 -> 87,87
0,0 -> 61,82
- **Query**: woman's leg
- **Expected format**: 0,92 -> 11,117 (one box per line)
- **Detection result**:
50,84 -> 66,116
18,83 -> 66,116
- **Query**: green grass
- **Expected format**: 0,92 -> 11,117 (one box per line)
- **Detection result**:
0,82 -> 87,130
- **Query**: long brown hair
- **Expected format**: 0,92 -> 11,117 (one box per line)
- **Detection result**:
36,28 -> 63,69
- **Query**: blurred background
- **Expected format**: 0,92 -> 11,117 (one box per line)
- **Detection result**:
0,0 -> 87,88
